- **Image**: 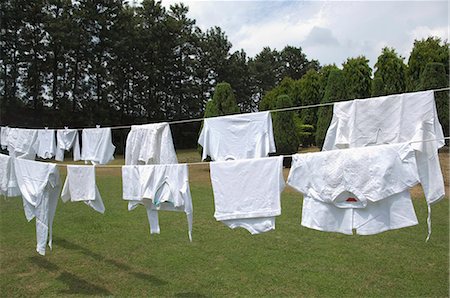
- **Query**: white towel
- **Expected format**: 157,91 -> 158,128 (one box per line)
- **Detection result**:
61,165 -> 105,214
198,111 -> 276,161
210,156 -> 285,234
36,129 -> 56,159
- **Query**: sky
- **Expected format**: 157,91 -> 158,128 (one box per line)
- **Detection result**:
157,0 -> 449,68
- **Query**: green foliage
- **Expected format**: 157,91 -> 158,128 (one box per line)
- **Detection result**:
204,82 -> 240,118
342,56 -> 372,99
372,47 -> 407,96
293,115 -> 315,147
407,37 -> 449,91
299,69 -> 322,127
280,46 -> 320,80
259,77 -> 298,111
272,95 -> 299,154
315,69 -> 347,148
419,62 -> 449,138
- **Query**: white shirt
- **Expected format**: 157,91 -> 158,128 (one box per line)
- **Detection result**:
61,165 -> 105,214
210,156 -> 285,234
13,158 -> 61,255
287,143 -> 420,235
55,129 -> 81,162
36,129 -> 56,159
198,111 -> 276,161
122,164 -> 193,241
0,153 -> 20,197
81,127 -> 115,165
7,128 -> 38,159
125,122 -> 177,165
322,90 -> 444,205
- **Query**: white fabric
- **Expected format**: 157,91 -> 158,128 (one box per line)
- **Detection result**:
7,128 -> 38,159
287,143 -> 420,235
81,127 -> 115,165
125,122 -> 177,165
1,126 -> 10,149
36,129 -> 56,159
198,111 -> 276,161
0,154 -> 20,197
55,129 -> 81,162
61,165 -> 105,214
13,159 -> 61,255
122,164 -> 193,241
210,156 -> 285,234
322,90 -> 444,205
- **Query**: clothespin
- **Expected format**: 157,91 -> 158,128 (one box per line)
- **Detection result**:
44,127 -> 48,130
64,126 -> 68,130
96,125 -> 101,128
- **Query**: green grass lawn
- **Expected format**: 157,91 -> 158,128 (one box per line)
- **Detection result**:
1,154 -> 449,297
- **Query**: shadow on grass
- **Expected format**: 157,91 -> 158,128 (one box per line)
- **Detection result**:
29,257 -> 112,296
175,292 -> 209,298
55,237 -> 167,285
57,272 -> 112,296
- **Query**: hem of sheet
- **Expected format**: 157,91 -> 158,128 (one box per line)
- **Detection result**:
214,209 -> 281,221
222,217 -> 276,234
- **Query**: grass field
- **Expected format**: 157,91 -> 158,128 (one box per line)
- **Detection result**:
0,150 -> 448,297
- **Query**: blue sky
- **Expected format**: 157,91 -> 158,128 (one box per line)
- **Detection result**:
159,0 -> 449,68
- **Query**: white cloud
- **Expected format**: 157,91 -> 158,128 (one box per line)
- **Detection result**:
157,0 -> 448,68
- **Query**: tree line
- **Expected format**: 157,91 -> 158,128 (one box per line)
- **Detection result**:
0,0 -> 448,151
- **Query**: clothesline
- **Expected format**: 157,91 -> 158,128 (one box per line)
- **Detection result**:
103,87 -> 450,130
3,87 -> 448,131
54,136 -> 450,168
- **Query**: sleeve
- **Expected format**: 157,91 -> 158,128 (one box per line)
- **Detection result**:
286,154 -> 309,194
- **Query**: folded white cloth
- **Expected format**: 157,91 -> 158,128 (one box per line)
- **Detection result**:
55,129 -> 80,162
125,122 -> 177,165
0,153 -> 20,197
198,111 -> 276,161
13,158 -> 61,255
122,164 -> 193,241
323,90 -> 444,205
61,165 -> 105,214
288,143 -> 420,235
36,129 -> 56,159
7,128 -> 38,159
81,127 -> 115,165
210,156 -> 285,234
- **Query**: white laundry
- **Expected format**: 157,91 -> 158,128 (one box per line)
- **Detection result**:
322,90 -> 444,205
81,127 -> 115,165
55,129 -> 81,162
1,126 -> 10,149
0,154 -> 20,197
198,111 -> 276,161
122,164 -> 193,241
210,156 -> 285,234
287,143 -> 420,235
7,128 -> 38,159
125,122 -> 177,165
36,129 -> 56,159
61,165 -> 105,214
13,158 -> 61,255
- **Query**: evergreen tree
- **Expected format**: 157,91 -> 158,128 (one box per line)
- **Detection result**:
419,62 -> 449,138
342,56 -> 372,99
203,82 -> 240,118
315,69 -> 347,148
372,47 -> 407,96
280,45 -> 320,80
259,77 -> 297,111
299,69 -> 321,128
272,95 -> 299,155
407,37 -> 449,91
